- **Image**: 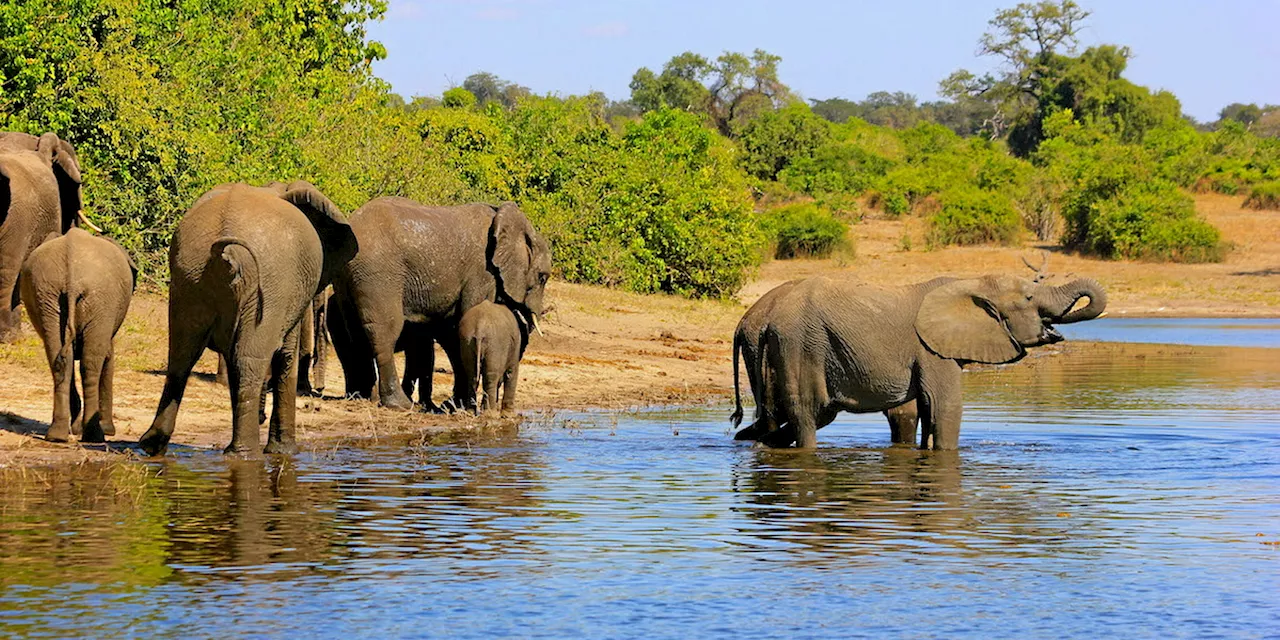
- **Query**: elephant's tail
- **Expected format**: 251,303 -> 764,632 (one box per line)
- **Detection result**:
53,291 -> 76,384
730,330 -> 744,428
212,237 -> 264,325
473,336 -> 484,413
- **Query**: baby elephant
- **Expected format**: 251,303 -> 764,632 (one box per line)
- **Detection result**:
456,301 -> 528,415
20,229 -> 136,442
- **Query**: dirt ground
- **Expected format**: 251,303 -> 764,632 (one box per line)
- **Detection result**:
2,193 -> 1276,465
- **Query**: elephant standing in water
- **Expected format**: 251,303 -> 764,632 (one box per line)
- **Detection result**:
0,132 -> 91,343
20,229 -> 137,443
139,182 -> 357,456
732,273 -> 1106,449
327,198 -> 550,411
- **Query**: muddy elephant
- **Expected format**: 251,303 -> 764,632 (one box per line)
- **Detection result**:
20,229 -> 137,443
732,273 -> 1106,450
0,132 -> 91,343
453,300 -> 528,415
327,198 -> 550,410
139,181 -> 357,456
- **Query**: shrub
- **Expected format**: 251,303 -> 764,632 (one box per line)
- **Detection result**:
759,203 -> 849,259
1244,181 -> 1280,211
880,191 -> 910,216
926,187 -> 1021,247
1081,182 -> 1224,262
442,87 -> 477,109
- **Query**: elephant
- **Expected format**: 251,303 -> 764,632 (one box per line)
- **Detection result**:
19,228 -> 137,443
453,300 -> 528,415
0,132 -> 91,343
731,273 -> 1106,450
139,181 -> 358,456
327,197 -> 551,411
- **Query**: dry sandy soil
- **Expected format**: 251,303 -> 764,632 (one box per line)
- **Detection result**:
2,193 -> 1276,465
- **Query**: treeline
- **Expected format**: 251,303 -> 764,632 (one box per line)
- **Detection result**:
2,1 -> 1277,299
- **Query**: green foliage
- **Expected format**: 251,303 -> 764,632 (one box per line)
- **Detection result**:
926,187 -> 1022,247
758,203 -> 849,259
1084,182 -> 1223,262
1244,181 -> 1280,211
737,102 -> 831,181
442,87 -> 478,109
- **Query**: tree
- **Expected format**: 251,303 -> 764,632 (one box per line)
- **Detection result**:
629,49 -> 793,136
809,98 -> 860,124
941,0 -> 1090,154
442,87 -> 477,109
462,71 -> 531,109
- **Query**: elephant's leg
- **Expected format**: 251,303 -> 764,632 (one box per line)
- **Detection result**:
216,354 -> 229,387
99,346 -> 117,437
400,338 -> 426,405
227,351 -> 271,455
265,325 -> 301,455
327,297 -> 372,399
359,300 -> 411,410
0,304 -> 22,344
140,329 -> 209,456
78,346 -> 107,444
479,359 -> 502,415
69,365 -> 82,436
499,361 -> 520,416
886,400 -> 919,447
438,331 -> 468,405
313,296 -> 328,396
919,359 -> 963,451
297,302 -> 315,397
44,330 -> 75,443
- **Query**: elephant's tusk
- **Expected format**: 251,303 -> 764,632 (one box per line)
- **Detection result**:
531,313 -> 545,337
77,210 -> 104,233
1097,311 -> 1109,318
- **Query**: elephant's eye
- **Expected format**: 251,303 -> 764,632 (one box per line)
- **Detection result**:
1025,294 -> 1034,302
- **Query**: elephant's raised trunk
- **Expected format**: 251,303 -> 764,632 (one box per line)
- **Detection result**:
1037,278 -> 1108,324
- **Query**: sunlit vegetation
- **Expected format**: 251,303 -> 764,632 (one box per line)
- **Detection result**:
3,0 -> 1276,297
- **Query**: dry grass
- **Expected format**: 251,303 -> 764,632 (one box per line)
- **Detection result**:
1,193 -> 1275,465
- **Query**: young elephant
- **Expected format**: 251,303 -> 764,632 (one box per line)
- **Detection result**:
455,301 -> 528,415
138,181 -> 357,456
20,228 -> 136,442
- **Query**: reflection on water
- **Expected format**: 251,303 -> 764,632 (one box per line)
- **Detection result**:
1060,317 -> 1280,348
2,341 -> 1279,638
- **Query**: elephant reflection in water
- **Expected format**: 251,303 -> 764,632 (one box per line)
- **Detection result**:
159,428 -> 548,573
732,448 -> 1082,559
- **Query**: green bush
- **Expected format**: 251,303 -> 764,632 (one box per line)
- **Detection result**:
926,187 -> 1021,247
1244,181 -> 1280,211
1084,183 -> 1223,262
442,87 -> 477,109
882,191 -> 910,216
759,203 -> 849,259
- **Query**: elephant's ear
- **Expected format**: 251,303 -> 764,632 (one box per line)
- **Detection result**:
490,202 -> 534,305
915,279 -> 1025,364
36,133 -> 83,233
279,181 -> 357,285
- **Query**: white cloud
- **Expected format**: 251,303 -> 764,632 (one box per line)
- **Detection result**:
583,21 -> 628,38
386,0 -> 426,20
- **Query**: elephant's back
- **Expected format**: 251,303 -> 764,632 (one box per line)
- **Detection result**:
173,184 -> 322,282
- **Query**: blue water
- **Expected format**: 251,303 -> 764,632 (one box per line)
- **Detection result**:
1,325 -> 1279,638
1060,316 -> 1280,348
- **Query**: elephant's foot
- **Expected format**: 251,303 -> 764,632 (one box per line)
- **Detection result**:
263,439 -> 298,455
733,420 -> 770,441
379,388 -> 414,411
758,425 -> 798,448
137,429 -> 171,457
223,441 -> 262,457
99,420 -> 116,437
46,424 -> 71,443
80,421 -> 106,444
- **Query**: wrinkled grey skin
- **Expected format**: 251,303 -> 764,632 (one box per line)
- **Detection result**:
20,229 -> 136,443
455,301 -> 528,415
215,288 -> 331,400
139,182 -> 357,456
0,132 -> 84,342
328,197 -> 551,411
732,274 -> 1106,450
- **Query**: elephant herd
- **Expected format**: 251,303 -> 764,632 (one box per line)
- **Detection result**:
2,130 -> 1108,456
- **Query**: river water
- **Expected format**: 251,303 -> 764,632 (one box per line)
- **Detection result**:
1,322 -> 1278,638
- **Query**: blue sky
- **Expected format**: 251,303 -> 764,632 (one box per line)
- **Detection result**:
366,0 -> 1280,122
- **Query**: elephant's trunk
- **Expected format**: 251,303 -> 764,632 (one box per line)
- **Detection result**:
1037,278 -> 1108,324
